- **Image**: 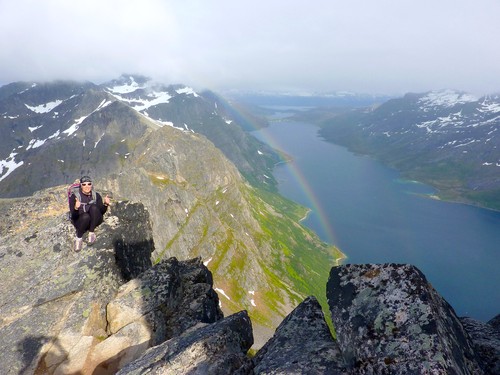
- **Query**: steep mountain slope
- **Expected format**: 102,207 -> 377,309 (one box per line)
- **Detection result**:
318,90 -> 500,209
100,122 -> 342,344
0,81 -> 158,196
0,78 -> 343,346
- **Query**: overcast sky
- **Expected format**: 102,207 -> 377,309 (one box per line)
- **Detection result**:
1,0 -> 499,95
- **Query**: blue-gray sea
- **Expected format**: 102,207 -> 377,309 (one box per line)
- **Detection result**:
252,120 -> 500,321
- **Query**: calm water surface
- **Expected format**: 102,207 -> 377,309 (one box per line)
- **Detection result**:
253,120 -> 500,321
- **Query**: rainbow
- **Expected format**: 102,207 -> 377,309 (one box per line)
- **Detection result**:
259,129 -> 338,246
211,92 -> 338,246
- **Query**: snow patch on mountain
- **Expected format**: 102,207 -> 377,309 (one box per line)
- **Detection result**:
134,91 -> 173,111
18,83 -> 37,95
94,133 -> 105,148
26,138 -> 47,150
478,99 -> 500,113
109,86 -> 200,112
63,99 -> 113,136
215,288 -> 231,300
28,125 -> 43,132
0,151 -> 24,182
419,90 -> 477,108
176,86 -> 199,97
107,76 -> 145,94
25,99 -> 63,114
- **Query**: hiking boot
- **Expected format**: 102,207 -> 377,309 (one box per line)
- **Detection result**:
75,238 -> 83,252
88,232 -> 96,244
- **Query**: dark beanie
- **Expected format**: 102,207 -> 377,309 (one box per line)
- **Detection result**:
80,175 -> 92,183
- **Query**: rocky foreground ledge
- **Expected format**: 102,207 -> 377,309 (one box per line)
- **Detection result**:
0,192 -> 498,374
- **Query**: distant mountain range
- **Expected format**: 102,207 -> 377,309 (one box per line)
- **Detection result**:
314,90 -> 500,210
226,90 -> 392,109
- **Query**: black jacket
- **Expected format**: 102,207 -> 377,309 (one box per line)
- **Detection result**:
69,189 -> 108,221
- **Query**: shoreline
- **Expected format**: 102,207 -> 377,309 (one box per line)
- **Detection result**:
416,191 -> 500,213
298,208 -> 311,222
271,150 -> 348,264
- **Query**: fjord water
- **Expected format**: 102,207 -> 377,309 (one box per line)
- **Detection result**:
253,120 -> 500,321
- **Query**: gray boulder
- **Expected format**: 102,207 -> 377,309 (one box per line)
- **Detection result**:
117,310 -> 254,375
327,263 -> 483,374
460,315 -> 500,375
253,296 -> 348,374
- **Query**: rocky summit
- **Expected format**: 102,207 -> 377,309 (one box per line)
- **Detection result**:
327,263 -> 486,374
1,188 -> 497,374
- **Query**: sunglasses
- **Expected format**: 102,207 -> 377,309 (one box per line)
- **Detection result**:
81,182 -> 92,186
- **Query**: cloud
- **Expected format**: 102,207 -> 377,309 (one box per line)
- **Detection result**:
1,0 -> 500,95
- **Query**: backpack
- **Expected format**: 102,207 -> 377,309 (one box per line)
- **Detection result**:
67,180 -> 97,220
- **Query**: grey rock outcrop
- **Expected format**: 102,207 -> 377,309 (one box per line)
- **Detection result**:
0,188 -> 225,374
252,296 -> 348,374
0,189 -> 154,374
460,315 -> 500,375
327,263 -> 483,374
86,257 -> 224,375
107,257 -> 223,348
117,311 -> 254,375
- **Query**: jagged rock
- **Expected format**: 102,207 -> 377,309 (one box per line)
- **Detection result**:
0,189 -> 154,374
117,311 -> 254,375
107,257 -> 223,346
327,263 -> 483,374
461,316 -> 500,375
52,256 -> 224,375
252,296 -> 348,374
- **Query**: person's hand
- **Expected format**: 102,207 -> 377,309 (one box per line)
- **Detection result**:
104,195 -> 111,206
75,197 -> 81,210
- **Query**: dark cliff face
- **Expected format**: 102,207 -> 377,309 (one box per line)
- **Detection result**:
252,296 -> 348,374
460,316 -> 500,375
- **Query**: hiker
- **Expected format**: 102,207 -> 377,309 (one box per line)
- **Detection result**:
68,175 -> 110,251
